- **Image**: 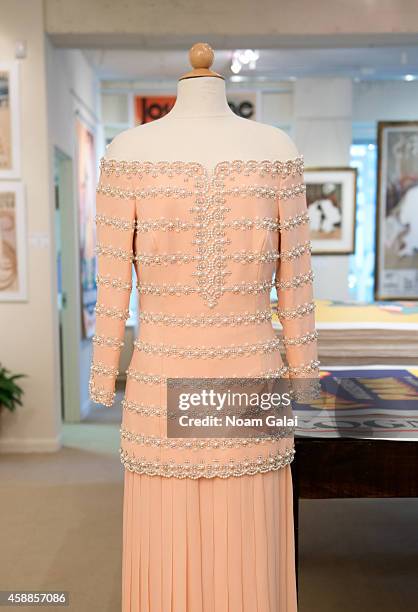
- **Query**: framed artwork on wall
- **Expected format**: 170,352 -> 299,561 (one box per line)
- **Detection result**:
75,116 -> 97,338
0,182 -> 27,301
134,95 -> 176,124
226,92 -> 257,120
304,167 -> 357,255
375,120 -> 418,300
0,62 -> 21,179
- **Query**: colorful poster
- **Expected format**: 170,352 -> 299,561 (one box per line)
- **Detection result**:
0,183 -> 26,301
227,92 -> 257,119
294,369 -> 418,439
76,118 -> 97,338
0,62 -> 20,178
376,121 -> 418,299
0,71 -> 11,170
134,96 -> 176,124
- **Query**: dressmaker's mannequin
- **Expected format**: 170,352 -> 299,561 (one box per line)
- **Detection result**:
106,46 -> 298,166
95,45 -> 309,612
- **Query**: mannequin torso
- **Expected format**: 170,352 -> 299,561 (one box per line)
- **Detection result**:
105,76 -> 299,166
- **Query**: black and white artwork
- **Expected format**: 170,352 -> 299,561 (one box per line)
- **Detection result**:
304,167 -> 357,255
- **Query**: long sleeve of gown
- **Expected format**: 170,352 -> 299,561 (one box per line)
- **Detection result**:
275,154 -> 319,381
88,164 -> 136,407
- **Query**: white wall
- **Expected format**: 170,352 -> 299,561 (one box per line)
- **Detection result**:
354,80 -> 418,122
0,0 -> 60,451
353,80 -> 418,140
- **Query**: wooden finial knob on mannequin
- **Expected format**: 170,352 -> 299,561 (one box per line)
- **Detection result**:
179,42 -> 224,80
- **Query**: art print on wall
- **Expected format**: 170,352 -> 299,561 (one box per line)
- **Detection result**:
76,117 -> 97,338
226,92 -> 257,120
375,121 -> 418,300
304,167 -> 357,255
134,95 -> 176,124
0,182 -> 27,301
0,62 -> 21,179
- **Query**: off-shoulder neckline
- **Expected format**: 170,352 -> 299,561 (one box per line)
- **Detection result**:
99,154 -> 304,178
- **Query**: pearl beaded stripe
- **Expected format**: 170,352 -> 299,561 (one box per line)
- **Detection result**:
92,334 -> 125,349
133,212 -> 308,234
121,397 -> 297,421
99,155 -> 305,180
96,181 -> 306,201
120,427 -> 294,450
287,359 -> 321,375
96,274 -> 132,291
134,249 -> 281,266
280,240 -> 312,262
133,337 -> 282,359
122,399 -> 166,416
125,365 -> 291,385
276,301 -> 316,320
136,279 -> 275,297
94,303 -> 130,320
133,331 -> 317,359
95,243 -> 134,261
281,330 -> 319,346
96,184 -> 193,199
274,270 -> 314,291
133,243 -> 311,267
135,216 -> 281,233
90,362 -> 119,377
138,309 -> 272,327
95,213 -> 135,231
279,211 -> 310,231
119,447 -> 296,480
136,272 -> 314,297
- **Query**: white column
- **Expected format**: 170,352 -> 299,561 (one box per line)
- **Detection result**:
294,77 -> 353,301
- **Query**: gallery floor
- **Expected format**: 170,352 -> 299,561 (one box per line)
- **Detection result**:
1,400 -> 417,612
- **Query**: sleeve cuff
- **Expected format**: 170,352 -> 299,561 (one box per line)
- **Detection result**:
88,375 -> 116,407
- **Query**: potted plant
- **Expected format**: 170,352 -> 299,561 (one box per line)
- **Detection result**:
0,364 -> 26,413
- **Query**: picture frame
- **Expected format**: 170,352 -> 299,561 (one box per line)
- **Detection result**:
75,115 -> 97,339
0,61 -> 21,179
0,182 -> 27,301
304,166 -> 357,255
375,120 -> 418,301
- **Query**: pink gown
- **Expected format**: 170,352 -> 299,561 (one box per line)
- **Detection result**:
89,153 -> 319,611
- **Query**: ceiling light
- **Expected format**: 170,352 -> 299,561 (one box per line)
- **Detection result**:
404,74 -> 416,81
231,49 -> 260,74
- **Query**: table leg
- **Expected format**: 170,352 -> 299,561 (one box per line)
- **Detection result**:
291,456 -> 299,598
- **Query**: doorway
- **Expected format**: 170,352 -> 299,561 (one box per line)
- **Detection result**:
54,147 -> 82,422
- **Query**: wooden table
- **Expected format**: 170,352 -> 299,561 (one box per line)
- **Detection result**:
291,436 -> 418,589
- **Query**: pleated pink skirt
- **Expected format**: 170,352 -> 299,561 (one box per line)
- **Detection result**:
122,467 -> 297,612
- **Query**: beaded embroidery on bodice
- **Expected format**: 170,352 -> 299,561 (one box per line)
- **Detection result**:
89,154 -> 319,479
